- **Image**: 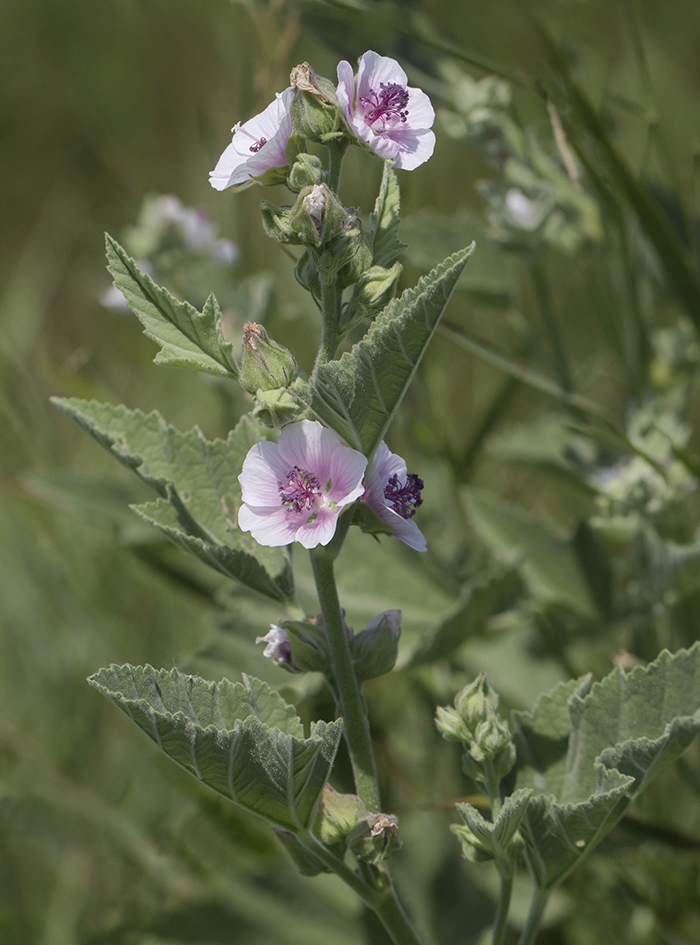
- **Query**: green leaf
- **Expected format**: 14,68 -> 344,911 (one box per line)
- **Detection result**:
512,644 -> 700,888
88,665 -> 343,831
408,568 -> 515,667
51,398 -> 292,600
105,234 -> 237,378
455,788 -> 533,861
464,489 -> 598,618
295,245 -> 473,456
367,162 -> 407,269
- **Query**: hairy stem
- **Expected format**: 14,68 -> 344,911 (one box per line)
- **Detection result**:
492,865 -> 514,945
314,278 -> 342,370
310,540 -> 380,812
303,833 -> 425,945
327,141 -> 348,196
517,885 -> 550,945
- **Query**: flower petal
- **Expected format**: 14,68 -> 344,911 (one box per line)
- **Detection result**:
238,505 -> 300,546
336,60 -> 356,121
278,419 -> 338,487
295,507 -> 341,549
356,51 -> 408,101
327,447 -> 368,504
390,130 -> 436,171
238,440 -> 290,506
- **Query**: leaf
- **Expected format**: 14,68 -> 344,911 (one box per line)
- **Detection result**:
51,398 -> 292,600
512,644 -> 700,888
105,234 -> 237,378
367,162 -> 407,269
455,788 -> 533,861
295,245 -> 474,456
88,665 -> 343,831
464,489 -> 598,618
408,568 -> 515,666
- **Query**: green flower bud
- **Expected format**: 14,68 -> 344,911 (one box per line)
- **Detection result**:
313,785 -> 366,849
259,201 -> 303,245
322,212 -> 373,288
252,385 -> 305,428
288,184 -> 348,248
350,609 -> 401,681
288,152 -> 324,193
342,263 -> 402,330
348,813 -> 401,865
240,322 -> 297,394
289,62 -> 344,144
435,705 -> 471,743
473,717 -> 511,758
294,248 -> 322,304
454,673 -> 500,731
283,619 -> 330,674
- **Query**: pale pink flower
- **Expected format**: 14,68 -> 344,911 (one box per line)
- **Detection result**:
255,624 -> 298,669
363,442 -> 426,551
336,51 -> 435,170
238,420 -> 368,549
210,88 -> 294,191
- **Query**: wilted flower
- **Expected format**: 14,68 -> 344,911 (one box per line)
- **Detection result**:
336,51 -> 435,170
210,89 -> 294,191
238,420 -> 368,548
255,624 -> 298,669
362,442 -> 426,551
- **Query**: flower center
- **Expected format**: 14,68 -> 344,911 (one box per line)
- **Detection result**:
360,82 -> 409,131
384,473 -> 424,520
249,136 -> 267,153
279,466 -> 321,514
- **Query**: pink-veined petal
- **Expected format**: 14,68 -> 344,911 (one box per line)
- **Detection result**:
238,504 -> 300,546
391,130 -> 436,171
336,60 -> 356,121
238,440 -> 290,505
295,507 -> 341,549
327,447 -> 368,504
278,419 -> 338,486
356,51 -> 408,102
404,88 -> 435,130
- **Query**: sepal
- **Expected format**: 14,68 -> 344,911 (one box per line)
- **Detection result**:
240,322 -> 298,394
350,610 -> 401,681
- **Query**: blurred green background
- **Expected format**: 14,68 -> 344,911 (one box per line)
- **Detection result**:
3,0 -> 700,943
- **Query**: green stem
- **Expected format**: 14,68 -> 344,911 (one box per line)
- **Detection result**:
314,278 -> 342,370
492,865 -> 515,945
303,833 -> 425,945
310,541 -> 380,812
517,885 -> 550,945
326,141 -> 348,196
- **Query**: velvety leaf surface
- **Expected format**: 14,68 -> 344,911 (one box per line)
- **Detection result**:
105,234 -> 237,377
51,399 -> 292,600
512,644 -> 700,887
367,163 -> 407,269
89,665 -> 342,831
295,245 -> 473,456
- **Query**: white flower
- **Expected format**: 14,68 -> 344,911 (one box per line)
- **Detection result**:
255,624 -> 297,668
210,88 -> 294,191
336,51 -> 435,170
362,442 -> 426,551
238,420 -> 368,549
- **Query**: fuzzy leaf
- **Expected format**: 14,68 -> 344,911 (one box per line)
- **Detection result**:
89,666 -> 342,830
367,162 -> 407,268
105,234 -> 237,377
295,245 -> 473,456
51,398 -> 292,600
513,644 -> 700,888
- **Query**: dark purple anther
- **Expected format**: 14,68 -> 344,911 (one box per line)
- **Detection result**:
279,466 -> 321,514
360,82 -> 409,128
249,136 -> 267,153
383,473 -> 424,520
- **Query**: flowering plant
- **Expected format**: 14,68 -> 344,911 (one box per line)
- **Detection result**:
52,47 -> 700,945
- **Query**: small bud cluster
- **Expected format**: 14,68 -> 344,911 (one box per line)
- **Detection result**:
436,674 -> 516,793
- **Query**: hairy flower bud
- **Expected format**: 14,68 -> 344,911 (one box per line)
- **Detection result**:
289,63 -> 344,143
348,813 -> 401,865
350,609 -> 401,681
240,322 -> 297,394
287,152 -> 324,193
455,673 -> 500,732
435,705 -> 471,743
251,386 -> 305,428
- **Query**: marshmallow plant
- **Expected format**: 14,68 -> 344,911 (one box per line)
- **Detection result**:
54,52 -> 700,945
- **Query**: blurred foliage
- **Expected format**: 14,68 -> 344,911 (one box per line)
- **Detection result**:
3,0 -> 700,943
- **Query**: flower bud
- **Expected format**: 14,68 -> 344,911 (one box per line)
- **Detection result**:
454,673 -> 500,732
323,212 -> 373,288
288,152 -> 323,193
283,619 -> 330,674
313,785 -> 366,849
348,813 -> 401,865
350,609 -> 401,681
289,63 -> 344,144
252,385 -> 306,428
341,263 -> 402,330
240,322 -> 297,395
435,705 -> 471,743
255,625 -> 299,672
